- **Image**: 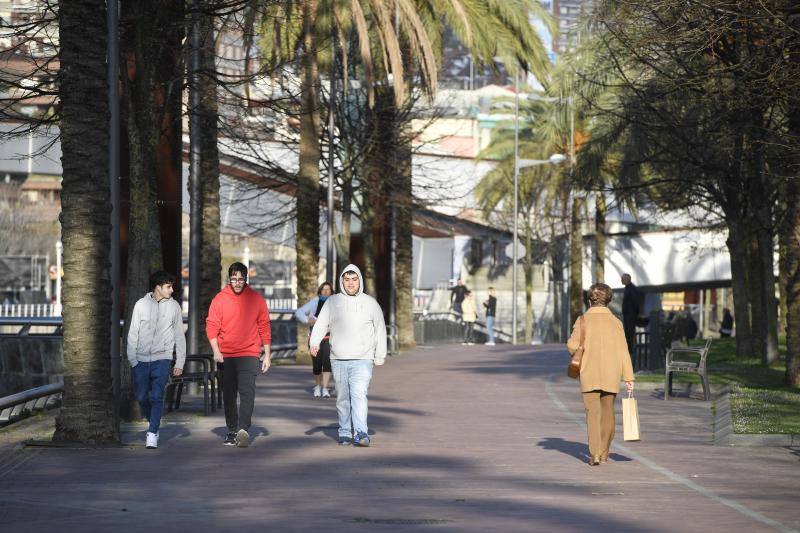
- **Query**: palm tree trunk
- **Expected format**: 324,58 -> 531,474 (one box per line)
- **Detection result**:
569,197 -> 585,324
54,0 -> 118,444
334,172 -> 352,273
295,0 -> 322,365
198,6 -> 221,351
594,193 -> 606,283
523,214 -> 534,344
394,140 -> 416,349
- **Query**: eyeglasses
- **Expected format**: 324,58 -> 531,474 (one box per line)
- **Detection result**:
229,278 -> 246,285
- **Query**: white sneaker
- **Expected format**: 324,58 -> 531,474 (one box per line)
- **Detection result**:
321,388 -> 331,398
313,385 -> 322,398
146,432 -> 158,449
236,429 -> 250,448
485,341 -> 496,346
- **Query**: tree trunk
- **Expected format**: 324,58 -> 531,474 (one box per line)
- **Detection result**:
120,0 -> 176,419
295,0 -> 322,365
523,215 -> 534,344
756,227 -> 779,364
783,103 -> 800,385
394,138 -> 416,349
334,173 -> 352,279
569,197 -> 585,324
594,193 -> 606,283
726,220 -> 754,358
198,5 -> 221,352
779,212 -> 789,337
746,232 -> 766,361
54,0 -> 118,444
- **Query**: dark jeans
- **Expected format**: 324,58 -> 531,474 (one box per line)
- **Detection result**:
463,321 -> 475,343
221,356 -> 259,433
133,359 -> 172,434
623,314 -> 636,357
453,301 -> 463,315
311,339 -> 332,375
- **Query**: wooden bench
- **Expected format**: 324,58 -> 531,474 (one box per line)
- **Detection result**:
664,338 -> 712,401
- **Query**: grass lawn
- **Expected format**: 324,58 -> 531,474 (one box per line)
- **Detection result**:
636,337 -> 800,434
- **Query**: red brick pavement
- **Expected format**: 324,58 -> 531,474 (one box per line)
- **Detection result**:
0,344 -> 797,532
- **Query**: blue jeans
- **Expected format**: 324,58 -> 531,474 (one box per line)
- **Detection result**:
331,359 -> 373,438
133,359 -> 172,434
486,316 -> 496,343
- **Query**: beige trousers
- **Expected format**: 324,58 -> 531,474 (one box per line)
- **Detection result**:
582,390 -> 617,458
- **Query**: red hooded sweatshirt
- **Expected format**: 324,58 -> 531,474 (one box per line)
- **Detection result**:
206,285 -> 271,357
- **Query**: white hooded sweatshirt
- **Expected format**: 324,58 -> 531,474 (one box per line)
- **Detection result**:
309,264 -> 387,365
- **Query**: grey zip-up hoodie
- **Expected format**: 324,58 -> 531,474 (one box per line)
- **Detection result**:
309,264 -> 387,365
126,292 -> 186,369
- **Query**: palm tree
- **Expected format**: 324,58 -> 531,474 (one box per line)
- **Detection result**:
260,0 -> 554,351
53,0 -> 118,444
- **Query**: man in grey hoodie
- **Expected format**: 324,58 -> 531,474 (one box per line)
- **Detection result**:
127,271 -> 186,449
310,264 -> 386,447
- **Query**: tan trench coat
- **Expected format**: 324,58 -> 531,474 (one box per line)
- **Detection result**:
567,306 -> 635,393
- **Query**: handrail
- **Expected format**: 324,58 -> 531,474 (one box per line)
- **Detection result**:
0,382 -> 63,425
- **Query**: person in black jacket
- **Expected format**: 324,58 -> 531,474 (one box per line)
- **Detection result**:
720,308 -> 734,337
621,273 -> 640,357
451,278 -> 468,316
483,287 -> 497,345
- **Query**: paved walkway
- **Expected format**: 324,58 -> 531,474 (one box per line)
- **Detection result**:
0,344 -> 798,532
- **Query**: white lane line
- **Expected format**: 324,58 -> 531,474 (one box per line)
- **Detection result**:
544,375 -> 799,533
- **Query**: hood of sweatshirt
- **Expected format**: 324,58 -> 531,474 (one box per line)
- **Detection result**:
339,264 -> 364,297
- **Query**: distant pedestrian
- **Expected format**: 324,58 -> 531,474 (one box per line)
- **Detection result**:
567,283 -> 635,466
483,287 -> 497,346
720,308 -> 734,337
295,281 -> 334,398
207,262 -> 271,448
451,278 -> 468,316
127,271 -> 186,449
310,265 -> 386,447
621,273 -> 640,357
461,290 -> 477,345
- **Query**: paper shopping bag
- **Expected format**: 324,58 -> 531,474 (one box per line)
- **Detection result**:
622,393 -> 640,441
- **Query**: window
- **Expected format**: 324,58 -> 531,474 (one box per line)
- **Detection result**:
470,239 -> 483,269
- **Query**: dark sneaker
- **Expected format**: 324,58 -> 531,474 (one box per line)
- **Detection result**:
236,429 -> 250,448
353,431 -> 370,447
223,432 -> 236,446
337,436 -> 353,446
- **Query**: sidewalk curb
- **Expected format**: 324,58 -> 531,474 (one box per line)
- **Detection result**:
633,380 -> 727,400
713,392 -> 800,447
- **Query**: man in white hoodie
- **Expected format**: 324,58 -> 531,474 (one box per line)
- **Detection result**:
310,265 -> 386,447
127,271 -> 186,449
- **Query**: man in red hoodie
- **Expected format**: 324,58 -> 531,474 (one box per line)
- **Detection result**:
206,262 -> 271,448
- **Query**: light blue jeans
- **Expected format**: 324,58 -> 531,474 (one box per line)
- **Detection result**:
486,316 -> 496,343
331,359 -> 373,438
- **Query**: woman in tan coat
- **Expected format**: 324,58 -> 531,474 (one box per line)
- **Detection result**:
567,283 -> 635,466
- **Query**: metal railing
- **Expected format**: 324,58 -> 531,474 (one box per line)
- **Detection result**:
0,382 -> 63,426
0,304 -> 60,318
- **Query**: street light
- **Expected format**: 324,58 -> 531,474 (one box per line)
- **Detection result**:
511,73 -> 566,344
